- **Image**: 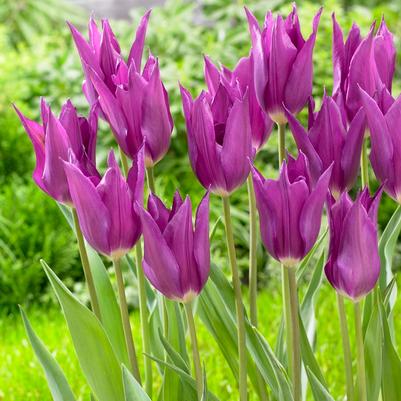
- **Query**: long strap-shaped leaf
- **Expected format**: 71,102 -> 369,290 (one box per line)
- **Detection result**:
42,260 -> 125,401
20,307 -> 76,401
122,365 -> 151,401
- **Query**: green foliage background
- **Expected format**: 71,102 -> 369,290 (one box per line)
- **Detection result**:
0,0 -> 400,306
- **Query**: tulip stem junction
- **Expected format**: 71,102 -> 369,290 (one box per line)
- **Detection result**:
360,138 -> 369,190
247,175 -> 258,326
113,257 -> 142,383
120,148 -> 130,178
222,196 -> 247,401
184,301 -> 203,400
282,266 -> 301,401
72,208 -> 101,320
278,123 -> 286,165
354,301 -> 367,401
135,242 -> 153,396
337,293 -> 354,401
146,166 -> 156,194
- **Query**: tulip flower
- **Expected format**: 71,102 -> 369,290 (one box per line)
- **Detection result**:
87,55 -> 173,167
137,191 -> 210,302
359,86 -> 401,202
14,99 -> 99,204
68,11 -> 151,107
204,55 -> 273,151
64,149 -> 144,259
332,14 -> 396,121
252,153 -> 332,266
246,5 -> 322,124
325,188 -> 381,301
180,83 -> 253,196
286,93 -> 366,198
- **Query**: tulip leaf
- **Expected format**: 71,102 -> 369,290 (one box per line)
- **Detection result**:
159,329 -> 190,373
306,368 -> 335,401
364,299 -> 382,401
122,365 -> 151,401
42,260 -> 125,401
380,300 -> 401,401
20,307 -> 76,401
201,366 -> 208,401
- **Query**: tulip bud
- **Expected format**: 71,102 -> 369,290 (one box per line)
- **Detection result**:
137,192 -> 210,302
286,93 -> 366,198
247,5 -> 322,123
180,83 -> 253,196
14,99 -> 99,204
252,153 -> 332,266
325,188 -> 382,301
64,149 -> 144,259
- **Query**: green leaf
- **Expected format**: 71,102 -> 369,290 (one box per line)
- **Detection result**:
306,368 -> 335,401
42,260 -> 125,401
159,330 -> 190,373
122,365 -> 151,401
20,307 -> 76,401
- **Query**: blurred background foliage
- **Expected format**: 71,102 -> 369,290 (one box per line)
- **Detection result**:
0,0 -> 401,310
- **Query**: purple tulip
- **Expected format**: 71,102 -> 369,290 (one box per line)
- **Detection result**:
325,188 -> 382,301
86,55 -> 173,167
204,55 -> 273,151
64,149 -> 144,259
180,81 -> 253,196
14,99 -> 99,204
332,14 -> 396,122
246,5 -> 322,124
359,86 -> 401,203
137,191 -> 210,302
68,11 -> 151,107
286,93 -> 366,198
252,153 -> 332,267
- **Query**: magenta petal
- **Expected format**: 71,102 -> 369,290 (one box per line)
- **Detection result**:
204,55 -> 221,95
332,13 -> 345,97
138,206 -> 183,300
193,192 -> 210,292
147,193 -> 171,232
64,162 -> 110,255
128,10 -> 152,72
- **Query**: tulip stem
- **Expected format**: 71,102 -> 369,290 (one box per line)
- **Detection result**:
113,258 -> 141,383
120,148 -> 130,177
354,301 -> 367,401
184,301 -> 203,400
278,123 -> 286,165
135,243 -> 153,396
72,208 -> 101,320
282,265 -> 301,401
247,175 -> 258,327
222,196 -> 247,401
361,138 -> 369,190
337,293 -> 354,401
146,166 -> 156,194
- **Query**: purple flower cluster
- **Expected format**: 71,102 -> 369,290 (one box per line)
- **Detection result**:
16,5 -> 398,303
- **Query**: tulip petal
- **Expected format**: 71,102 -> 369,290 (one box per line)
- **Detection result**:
147,193 -> 171,232
204,55 -> 221,95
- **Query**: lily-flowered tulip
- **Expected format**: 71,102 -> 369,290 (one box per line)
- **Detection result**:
137,192 -> 210,302
204,55 -> 273,151
252,153 -> 332,267
246,5 -> 322,124
325,188 -> 382,301
286,93 -> 366,198
180,83 -> 253,196
15,99 -> 99,204
359,86 -> 401,203
87,55 -> 173,167
68,11 -> 151,107
64,149 -> 144,259
332,15 -> 396,122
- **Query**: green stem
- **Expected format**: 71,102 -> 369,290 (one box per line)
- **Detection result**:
184,301 -> 203,400
120,148 -> 130,177
278,123 -> 286,165
222,196 -> 247,401
282,266 -> 301,401
113,258 -> 141,383
72,208 -> 101,320
361,137 -> 369,190
135,243 -> 152,396
247,176 -> 258,326
337,294 -> 354,401
146,166 -> 156,194
354,301 -> 367,401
